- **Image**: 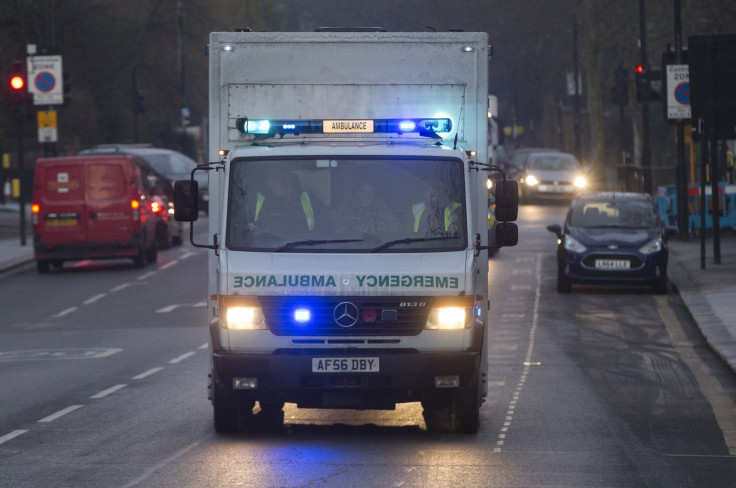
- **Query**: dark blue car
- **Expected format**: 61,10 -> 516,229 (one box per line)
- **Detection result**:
547,192 -> 677,294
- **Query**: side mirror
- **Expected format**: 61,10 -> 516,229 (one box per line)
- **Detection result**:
495,179 -> 519,222
174,180 -> 199,222
546,224 -> 563,238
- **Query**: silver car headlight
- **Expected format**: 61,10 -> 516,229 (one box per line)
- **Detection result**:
525,174 -> 539,186
639,237 -> 663,255
563,235 -> 587,253
573,175 -> 587,188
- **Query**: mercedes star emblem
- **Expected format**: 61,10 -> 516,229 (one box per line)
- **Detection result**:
334,302 -> 359,327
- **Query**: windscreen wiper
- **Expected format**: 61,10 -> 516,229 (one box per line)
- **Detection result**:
273,238 -> 363,252
369,236 -> 457,253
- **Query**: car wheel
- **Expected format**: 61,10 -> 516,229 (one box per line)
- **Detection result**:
653,274 -> 668,294
557,265 -> 572,293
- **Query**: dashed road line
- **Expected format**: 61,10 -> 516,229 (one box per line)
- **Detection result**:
38,405 -> 84,423
169,351 -> 196,364
0,430 -> 28,445
494,255 -> 540,453
133,367 -> 164,380
90,384 -> 127,399
83,293 -> 107,305
54,307 -> 78,318
110,283 -> 131,293
137,271 -> 156,280
160,260 -> 178,270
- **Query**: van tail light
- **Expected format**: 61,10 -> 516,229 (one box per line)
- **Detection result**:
131,199 -> 141,220
31,203 -> 40,225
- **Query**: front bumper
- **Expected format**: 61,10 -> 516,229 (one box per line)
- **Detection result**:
213,349 -> 480,409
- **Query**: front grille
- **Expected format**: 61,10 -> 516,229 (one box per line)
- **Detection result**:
259,296 -> 431,336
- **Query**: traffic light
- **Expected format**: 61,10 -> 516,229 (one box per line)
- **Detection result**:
634,64 -> 645,102
8,61 -> 27,105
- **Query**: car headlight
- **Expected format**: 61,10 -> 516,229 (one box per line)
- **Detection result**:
224,306 -> 267,329
573,175 -> 587,188
563,235 -> 587,253
425,307 -> 469,330
525,174 -> 539,186
639,237 -> 663,255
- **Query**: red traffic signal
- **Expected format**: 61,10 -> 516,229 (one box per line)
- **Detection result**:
10,74 -> 25,90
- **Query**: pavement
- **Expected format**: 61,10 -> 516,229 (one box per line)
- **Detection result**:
2,200 -> 735,374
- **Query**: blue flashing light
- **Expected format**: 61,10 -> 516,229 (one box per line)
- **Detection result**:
294,309 -> 311,323
399,120 -> 417,132
236,117 -> 451,138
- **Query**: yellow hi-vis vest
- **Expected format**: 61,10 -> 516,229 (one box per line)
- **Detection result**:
255,192 -> 315,230
412,201 -> 461,232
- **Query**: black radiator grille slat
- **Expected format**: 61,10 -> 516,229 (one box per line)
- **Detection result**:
259,296 -> 431,336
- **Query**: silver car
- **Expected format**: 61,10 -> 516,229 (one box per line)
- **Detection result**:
519,151 -> 587,203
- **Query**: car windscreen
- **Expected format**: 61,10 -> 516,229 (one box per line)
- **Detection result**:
526,155 -> 580,171
226,156 -> 467,253
569,199 -> 658,228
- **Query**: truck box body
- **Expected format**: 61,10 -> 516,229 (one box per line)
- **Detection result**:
32,155 -> 158,271
198,31 -> 499,433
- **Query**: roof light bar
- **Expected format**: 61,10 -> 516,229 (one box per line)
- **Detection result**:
235,117 -> 452,138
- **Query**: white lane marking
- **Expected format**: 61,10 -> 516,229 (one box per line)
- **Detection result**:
54,307 -> 78,318
83,294 -> 107,305
133,367 -> 164,380
0,430 -> 28,445
156,302 -> 207,313
137,271 -> 156,280
494,254 -> 541,453
179,252 -> 195,260
111,283 -> 131,292
198,343 -> 208,350
38,405 -> 84,423
168,351 -> 196,364
160,260 -> 178,270
90,384 -> 127,399
156,305 -> 178,313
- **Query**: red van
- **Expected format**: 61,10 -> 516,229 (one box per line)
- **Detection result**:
31,155 -> 159,273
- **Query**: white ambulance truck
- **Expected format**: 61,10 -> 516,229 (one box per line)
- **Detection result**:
176,30 -> 518,434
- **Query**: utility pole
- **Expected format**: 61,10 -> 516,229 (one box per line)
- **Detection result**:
638,0 -> 652,194
572,18 -> 582,159
674,0 -> 690,242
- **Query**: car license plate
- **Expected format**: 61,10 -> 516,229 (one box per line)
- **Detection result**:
595,259 -> 630,269
312,357 -> 379,373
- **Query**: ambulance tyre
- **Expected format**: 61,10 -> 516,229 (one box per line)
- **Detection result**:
454,382 -> 481,434
36,259 -> 50,274
213,379 -> 239,433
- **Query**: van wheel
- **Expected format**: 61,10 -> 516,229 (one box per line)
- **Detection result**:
133,249 -> 145,268
145,246 -> 157,264
36,260 -> 50,274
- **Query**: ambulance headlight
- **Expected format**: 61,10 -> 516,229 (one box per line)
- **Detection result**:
425,307 -> 468,330
225,307 -> 267,330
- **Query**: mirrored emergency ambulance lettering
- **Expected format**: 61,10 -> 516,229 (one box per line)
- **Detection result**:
232,274 -> 459,289
226,158 -> 466,252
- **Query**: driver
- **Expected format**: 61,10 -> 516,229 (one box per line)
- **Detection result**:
252,167 -> 317,231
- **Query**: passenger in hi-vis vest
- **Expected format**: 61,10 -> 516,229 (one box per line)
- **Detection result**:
251,168 -> 316,232
411,180 -> 462,236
